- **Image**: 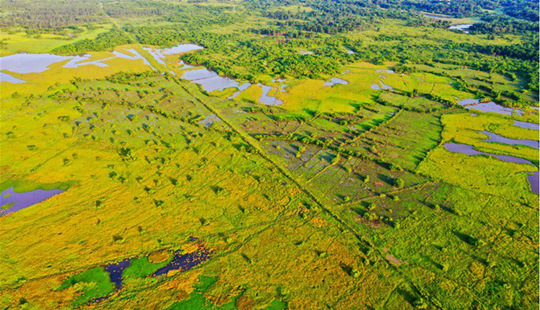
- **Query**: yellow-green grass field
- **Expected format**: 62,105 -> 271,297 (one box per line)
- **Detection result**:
0,25 -> 113,57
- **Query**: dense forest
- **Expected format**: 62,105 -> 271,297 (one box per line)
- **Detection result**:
2,0 -> 539,101
0,0 -> 106,28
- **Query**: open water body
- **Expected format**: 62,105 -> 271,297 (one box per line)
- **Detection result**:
444,143 -> 534,165
154,248 -> 211,276
0,187 -> 64,215
0,40 -> 280,104
258,84 -> 284,105
457,99 -> 524,116
0,72 -> 25,83
0,53 -> 72,73
324,78 -> 348,86
180,68 -> 284,105
0,44 -> 203,83
514,121 -> 539,130
480,130 -> 539,149
105,259 -> 131,290
181,68 -> 240,92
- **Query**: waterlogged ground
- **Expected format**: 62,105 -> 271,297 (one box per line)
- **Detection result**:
0,38 -> 539,310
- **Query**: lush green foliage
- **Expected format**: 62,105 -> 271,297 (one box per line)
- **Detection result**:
52,27 -> 133,54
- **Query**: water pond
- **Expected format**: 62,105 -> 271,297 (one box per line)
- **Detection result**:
371,81 -> 393,90
480,130 -> 539,149
324,78 -> 349,86
514,121 -> 539,131
444,143 -> 534,165
161,44 -> 203,55
181,68 -> 240,92
259,84 -> 283,106
105,259 -> 131,290
0,53 -> 72,73
182,68 -> 217,80
0,187 -> 64,215
153,247 -> 211,276
142,47 -> 166,65
0,72 -> 25,83
380,81 -> 394,90
0,49 -> 157,80
458,99 -> 523,116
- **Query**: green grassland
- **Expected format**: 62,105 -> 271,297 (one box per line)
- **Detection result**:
0,25 -> 113,56
0,0 -> 538,309
1,67 -> 537,309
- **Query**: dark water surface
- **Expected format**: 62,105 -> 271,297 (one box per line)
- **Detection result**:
154,248 -> 211,276
105,259 -> 131,290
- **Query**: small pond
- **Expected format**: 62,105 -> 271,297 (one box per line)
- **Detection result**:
105,259 -> 131,290
0,187 -> 64,215
154,247 -> 211,276
324,78 -> 349,86
259,84 -> 283,106
514,121 -> 539,131
181,69 -> 240,92
142,47 -> 166,65
457,99 -> 523,116
480,130 -> 539,149
0,53 -> 72,73
444,143 -> 534,165
0,72 -> 25,83
161,44 -> 203,55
